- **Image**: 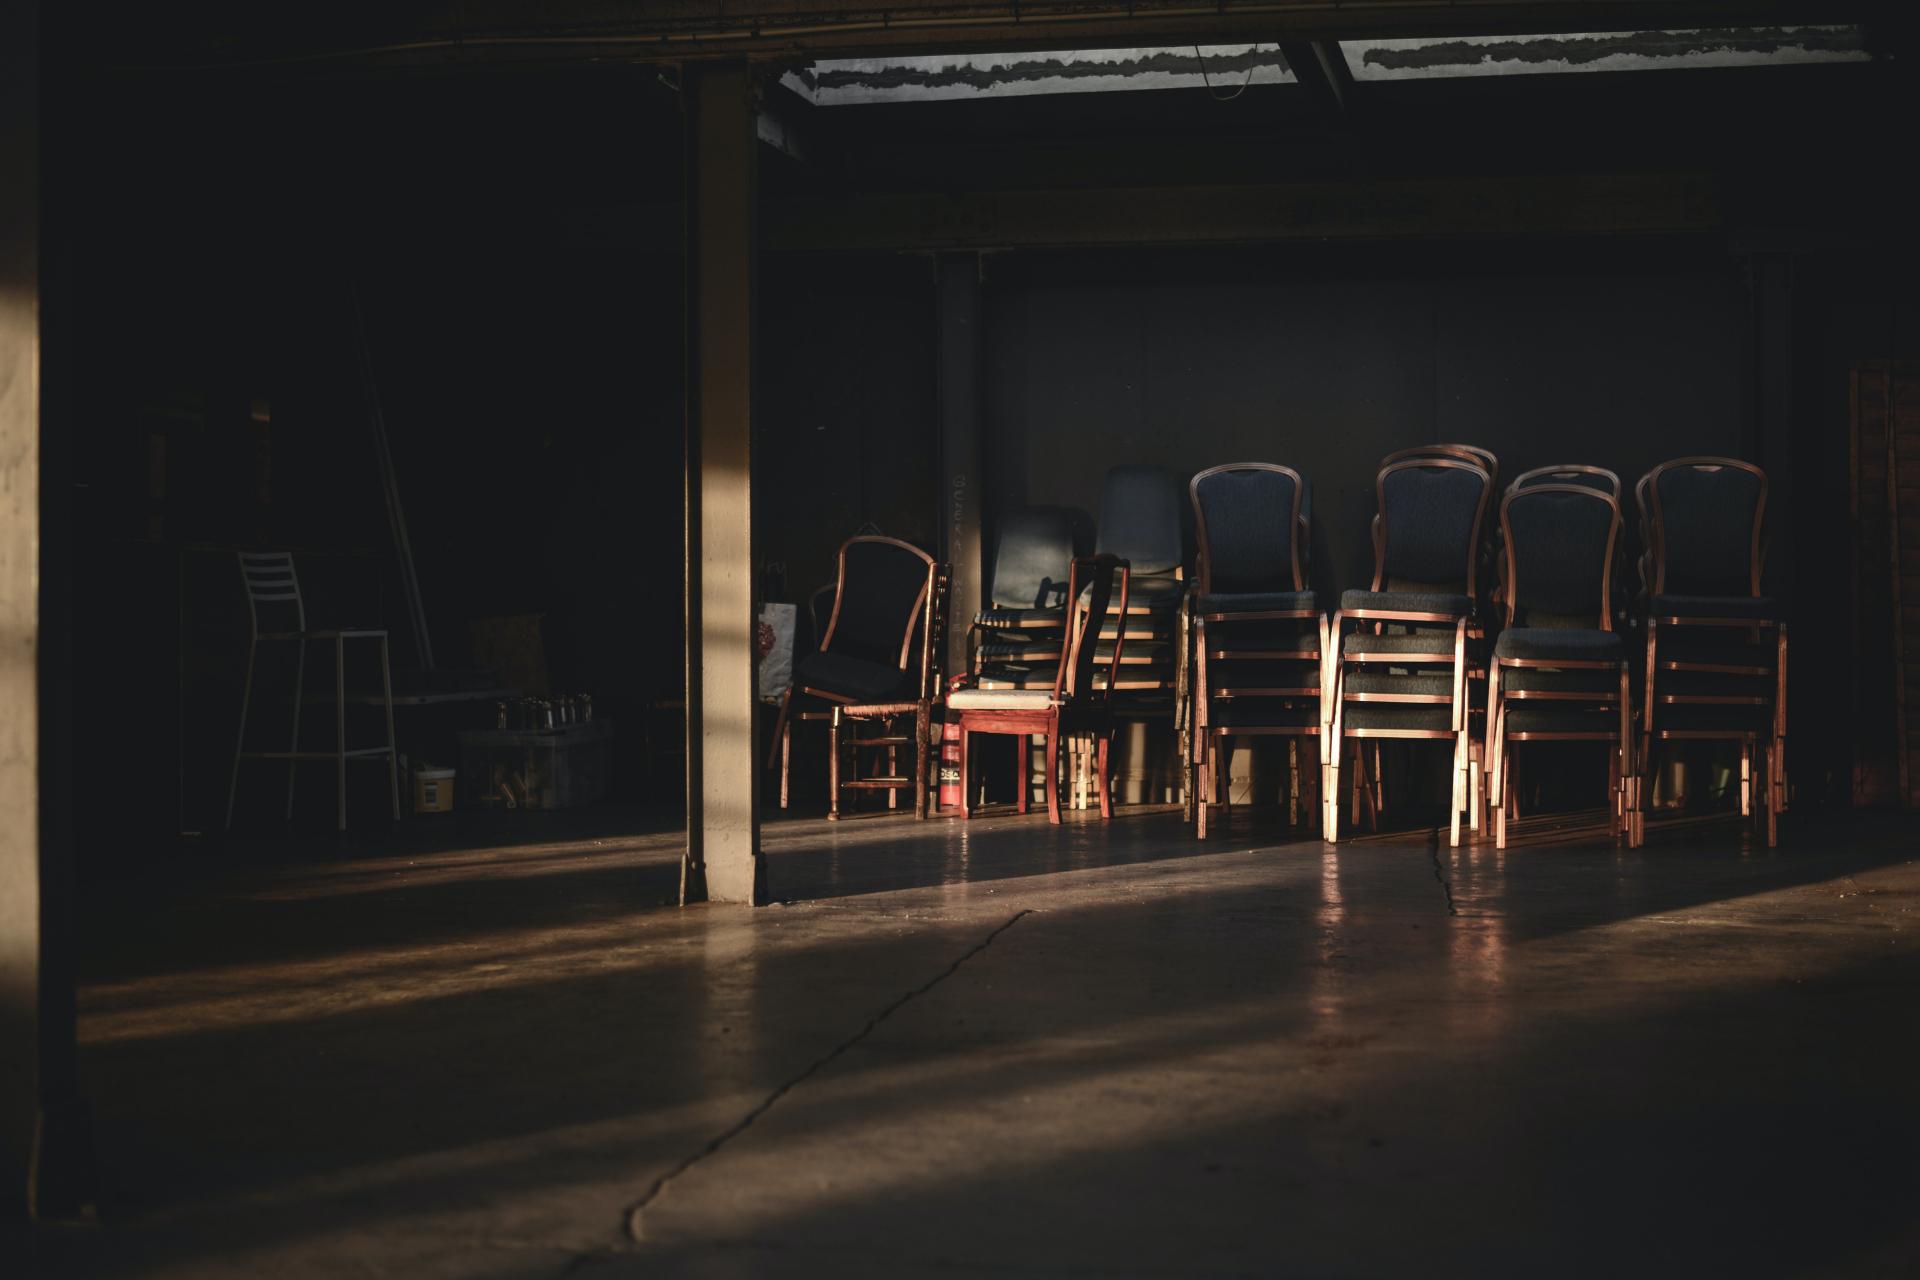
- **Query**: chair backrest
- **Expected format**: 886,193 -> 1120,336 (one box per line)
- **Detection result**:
1095,465 -> 1186,578
819,536 -> 936,672
1383,443 -> 1501,492
1500,483 -> 1622,630
237,551 -> 305,634
990,507 -> 1077,609
1058,554 -> 1129,703
1512,464 -> 1621,499
1189,463 -> 1305,594
1372,458 -> 1493,596
1642,457 -> 1767,597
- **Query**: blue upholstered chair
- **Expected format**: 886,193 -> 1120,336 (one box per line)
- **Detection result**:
1327,453 -> 1494,845
1485,472 -> 1635,848
1634,457 -> 1785,845
1187,463 -> 1325,837
768,535 -> 947,817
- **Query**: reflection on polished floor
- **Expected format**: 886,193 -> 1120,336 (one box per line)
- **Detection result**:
24,807 -> 1920,1278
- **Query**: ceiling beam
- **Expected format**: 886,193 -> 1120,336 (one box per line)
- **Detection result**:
107,3 -> 1861,73
1279,40 -> 1356,115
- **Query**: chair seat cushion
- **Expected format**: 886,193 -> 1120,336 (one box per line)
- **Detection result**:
1649,594 -> 1780,621
793,651 -> 913,704
1207,704 -> 1320,730
978,634 -> 1063,663
947,688 -> 1056,711
974,665 -> 1057,691
1344,672 -> 1454,698
976,606 -> 1067,630
1196,590 -> 1319,616
1340,589 -> 1473,618
1505,706 -> 1624,736
1494,628 -> 1623,662
1501,668 -> 1621,695
1343,629 -> 1460,656
1341,703 -> 1454,733
1655,638 -> 1778,672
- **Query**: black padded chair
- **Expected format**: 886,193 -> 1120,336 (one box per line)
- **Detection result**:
1090,465 -> 1187,694
1327,454 -> 1493,845
1188,464 -> 1324,837
1634,457 -> 1784,845
972,507 -> 1077,692
1485,475 -> 1635,848
768,535 -> 947,818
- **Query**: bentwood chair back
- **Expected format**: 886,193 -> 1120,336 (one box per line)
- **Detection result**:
1187,463 -> 1323,836
1634,458 -> 1785,845
1487,480 -> 1632,847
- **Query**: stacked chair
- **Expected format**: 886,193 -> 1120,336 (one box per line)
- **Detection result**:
768,535 -> 948,818
1090,466 -> 1190,805
947,555 -> 1131,822
971,507 -> 1080,694
1187,463 -> 1325,837
1484,467 -> 1635,848
1327,450 -> 1495,845
1633,458 -> 1785,845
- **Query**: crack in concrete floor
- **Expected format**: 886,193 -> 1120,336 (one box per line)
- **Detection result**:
618,910 -> 1035,1247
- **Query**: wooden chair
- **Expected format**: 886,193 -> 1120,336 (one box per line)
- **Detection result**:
1327,455 -> 1493,845
1369,444 -> 1501,829
226,551 -> 399,831
971,506 -> 1078,689
1633,458 -> 1785,845
947,555 -> 1129,823
1187,463 -> 1325,837
768,535 -> 947,818
1485,474 -> 1636,848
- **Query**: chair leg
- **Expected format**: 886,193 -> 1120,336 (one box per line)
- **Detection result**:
225,638 -> 258,830
770,689 -> 793,809
886,728 -> 899,811
958,724 -> 972,819
1196,735 -> 1210,838
334,635 -> 347,833
1739,742 -> 1752,817
1097,733 -> 1113,819
828,707 -> 843,820
1372,742 -> 1386,813
1015,735 -> 1028,815
1468,739 -> 1484,833
914,704 -> 929,819
1448,732 -> 1465,848
286,637 -> 304,821
379,636 -> 400,822
1045,724 -> 1062,825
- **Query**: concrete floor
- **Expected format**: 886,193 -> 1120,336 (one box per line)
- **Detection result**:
15,804 -> 1920,1278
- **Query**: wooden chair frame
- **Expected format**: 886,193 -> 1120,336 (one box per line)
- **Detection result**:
226,551 -> 399,832
767,535 -> 947,819
951,556 -> 1130,824
1483,479 -> 1636,849
1186,463 -> 1324,837
1327,456 -> 1494,845
1634,457 -> 1785,846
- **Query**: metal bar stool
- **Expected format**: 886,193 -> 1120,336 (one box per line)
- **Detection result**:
226,551 -> 400,831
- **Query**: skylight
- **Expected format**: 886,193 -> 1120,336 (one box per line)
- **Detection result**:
1341,26 -> 1868,81
782,45 -> 1294,106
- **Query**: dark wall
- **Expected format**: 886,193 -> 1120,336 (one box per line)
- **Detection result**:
984,240 -> 1749,594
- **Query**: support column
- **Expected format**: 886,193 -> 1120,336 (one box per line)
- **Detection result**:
0,0 -> 40,1216
681,62 -> 764,906
938,253 -> 984,680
